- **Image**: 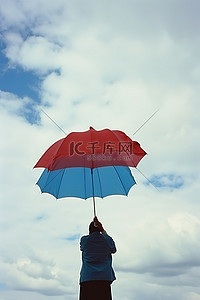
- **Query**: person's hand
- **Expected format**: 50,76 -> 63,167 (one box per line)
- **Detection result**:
94,216 -> 104,232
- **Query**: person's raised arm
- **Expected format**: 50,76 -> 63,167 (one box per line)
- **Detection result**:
94,217 -> 117,253
94,216 -> 107,234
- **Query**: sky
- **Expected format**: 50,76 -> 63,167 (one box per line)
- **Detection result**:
0,0 -> 200,299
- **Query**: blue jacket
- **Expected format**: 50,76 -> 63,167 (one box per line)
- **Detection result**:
80,232 -> 117,283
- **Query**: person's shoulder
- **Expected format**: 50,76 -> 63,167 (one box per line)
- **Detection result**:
80,234 -> 89,240
80,235 -> 89,247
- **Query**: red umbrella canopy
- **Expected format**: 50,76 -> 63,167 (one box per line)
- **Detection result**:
34,127 -> 147,170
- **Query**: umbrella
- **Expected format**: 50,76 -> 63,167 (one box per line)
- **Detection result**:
34,126 -> 146,170
34,126 -> 146,216
36,166 -> 136,216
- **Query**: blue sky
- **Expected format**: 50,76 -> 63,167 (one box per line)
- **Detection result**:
0,46 -> 40,102
0,1 -> 200,300
0,41 -> 42,123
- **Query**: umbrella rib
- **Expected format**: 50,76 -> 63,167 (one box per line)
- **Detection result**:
113,166 -> 128,195
38,169 -> 64,199
57,169 -> 66,198
42,169 -> 63,189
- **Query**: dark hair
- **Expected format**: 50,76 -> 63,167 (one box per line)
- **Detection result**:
89,221 -> 101,234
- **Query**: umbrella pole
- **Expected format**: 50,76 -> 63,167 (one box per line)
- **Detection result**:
93,195 -> 96,217
91,169 -> 97,217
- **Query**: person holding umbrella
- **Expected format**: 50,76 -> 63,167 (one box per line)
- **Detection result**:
79,216 -> 117,300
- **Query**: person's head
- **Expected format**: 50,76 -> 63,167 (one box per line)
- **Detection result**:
89,221 -> 101,234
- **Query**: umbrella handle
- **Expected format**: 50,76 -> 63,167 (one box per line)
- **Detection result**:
93,196 -> 98,227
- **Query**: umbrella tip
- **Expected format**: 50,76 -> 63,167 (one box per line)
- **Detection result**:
89,126 -> 95,130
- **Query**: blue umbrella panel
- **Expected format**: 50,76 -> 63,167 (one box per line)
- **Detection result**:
36,166 -> 136,200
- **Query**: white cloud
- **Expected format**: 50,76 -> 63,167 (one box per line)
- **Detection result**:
4,33 -> 62,74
